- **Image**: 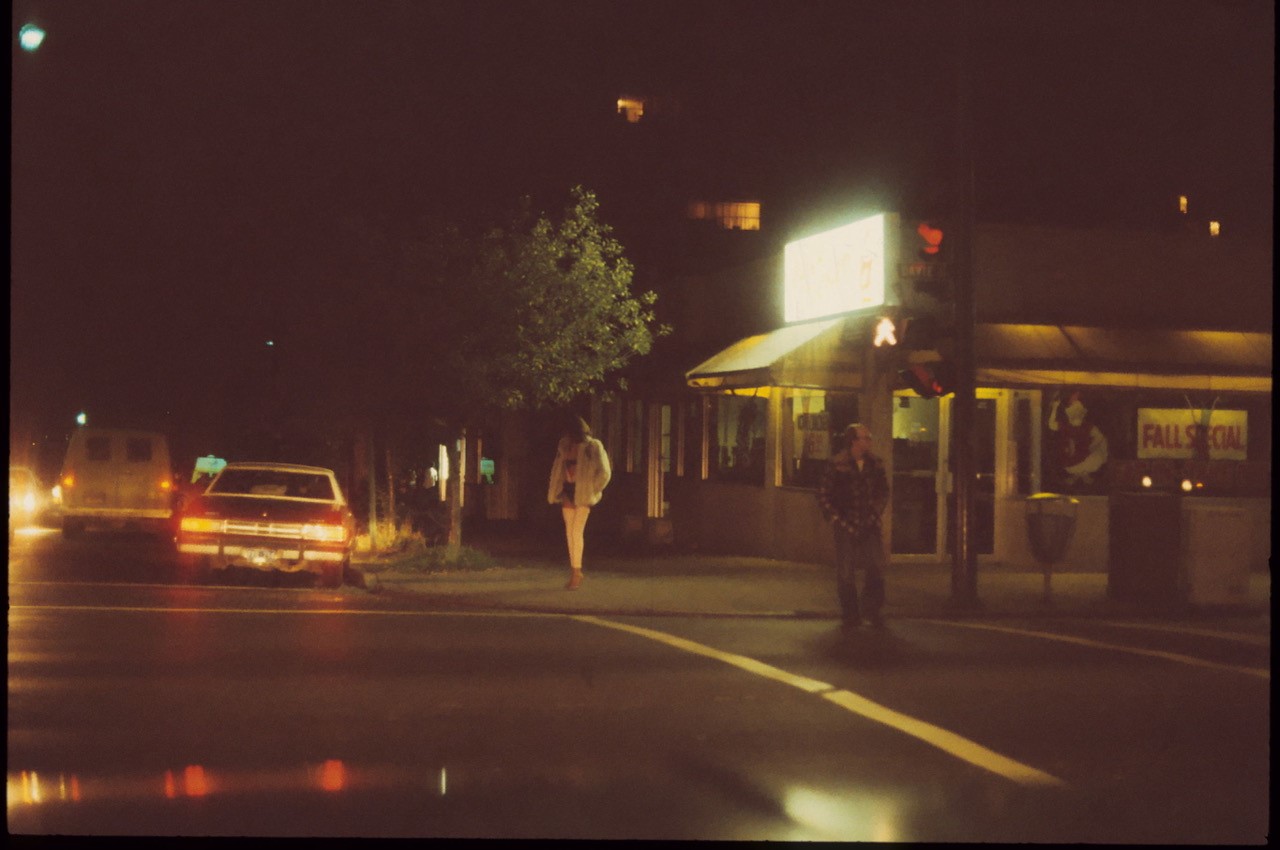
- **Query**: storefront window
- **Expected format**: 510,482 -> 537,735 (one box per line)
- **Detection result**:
708,393 -> 767,484
681,399 -> 702,478
780,389 -> 859,488
1041,386 -> 1269,497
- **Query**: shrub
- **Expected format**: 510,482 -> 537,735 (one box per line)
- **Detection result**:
394,544 -> 499,573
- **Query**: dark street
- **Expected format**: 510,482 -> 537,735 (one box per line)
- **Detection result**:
8,531 -> 1269,841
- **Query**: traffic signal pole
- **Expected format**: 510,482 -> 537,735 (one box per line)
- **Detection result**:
950,6 -> 979,606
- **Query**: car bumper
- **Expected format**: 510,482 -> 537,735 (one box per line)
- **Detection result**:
63,507 -> 172,520
178,538 -> 348,571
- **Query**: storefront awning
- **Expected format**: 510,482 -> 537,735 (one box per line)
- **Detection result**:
687,319 -> 1272,393
975,324 -> 1272,391
685,316 -> 865,391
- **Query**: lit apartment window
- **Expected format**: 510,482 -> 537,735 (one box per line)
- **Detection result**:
1209,220 -> 1221,237
617,97 -> 645,123
686,200 -> 761,231
1178,195 -> 1189,214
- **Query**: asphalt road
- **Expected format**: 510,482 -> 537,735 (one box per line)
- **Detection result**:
7,528 -> 1271,841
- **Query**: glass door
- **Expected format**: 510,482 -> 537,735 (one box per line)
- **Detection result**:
939,390 -> 1002,558
891,394 -> 941,555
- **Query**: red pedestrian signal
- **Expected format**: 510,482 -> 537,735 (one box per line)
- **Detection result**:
917,221 -> 944,258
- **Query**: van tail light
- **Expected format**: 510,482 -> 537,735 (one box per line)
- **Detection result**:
301,523 -> 348,543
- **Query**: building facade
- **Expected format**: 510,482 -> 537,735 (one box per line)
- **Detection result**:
576,218 -> 1271,573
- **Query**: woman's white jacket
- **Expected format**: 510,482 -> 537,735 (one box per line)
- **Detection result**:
547,437 -> 612,507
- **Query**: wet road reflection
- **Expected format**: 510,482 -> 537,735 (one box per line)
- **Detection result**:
9,757 -> 935,840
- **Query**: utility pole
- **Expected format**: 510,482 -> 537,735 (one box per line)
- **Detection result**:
950,4 -> 979,606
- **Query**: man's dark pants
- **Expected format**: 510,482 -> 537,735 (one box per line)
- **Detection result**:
833,525 -> 886,624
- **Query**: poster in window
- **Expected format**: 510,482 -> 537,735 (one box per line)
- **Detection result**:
1046,389 -> 1109,492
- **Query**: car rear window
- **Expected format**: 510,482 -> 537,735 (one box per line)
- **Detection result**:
126,438 -> 153,462
210,469 -> 336,501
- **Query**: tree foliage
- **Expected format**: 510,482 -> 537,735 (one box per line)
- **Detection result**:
404,185 -> 664,420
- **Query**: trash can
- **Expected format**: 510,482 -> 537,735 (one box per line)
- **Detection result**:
1025,493 -> 1079,566
1026,493 -> 1079,603
1108,491 -> 1183,604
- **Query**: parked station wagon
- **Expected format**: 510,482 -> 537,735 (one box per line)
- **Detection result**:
176,462 -> 355,586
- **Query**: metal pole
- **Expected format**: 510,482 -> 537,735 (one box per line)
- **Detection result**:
951,4 -> 979,606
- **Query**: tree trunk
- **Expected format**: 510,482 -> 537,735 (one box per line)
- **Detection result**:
367,428 -> 379,552
385,446 -> 396,537
446,426 -> 466,556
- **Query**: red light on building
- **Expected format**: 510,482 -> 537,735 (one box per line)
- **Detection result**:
917,222 -> 944,255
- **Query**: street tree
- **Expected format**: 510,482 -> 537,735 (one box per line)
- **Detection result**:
419,187 -> 664,551
316,186 -> 664,553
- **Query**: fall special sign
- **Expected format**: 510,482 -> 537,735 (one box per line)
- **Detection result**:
1136,408 -> 1248,460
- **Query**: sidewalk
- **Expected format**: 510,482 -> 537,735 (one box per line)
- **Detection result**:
354,536 -> 1271,622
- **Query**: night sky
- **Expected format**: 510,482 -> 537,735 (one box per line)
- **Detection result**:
10,0 -> 1274,458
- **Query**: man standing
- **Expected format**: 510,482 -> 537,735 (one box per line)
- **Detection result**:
818,423 -> 891,632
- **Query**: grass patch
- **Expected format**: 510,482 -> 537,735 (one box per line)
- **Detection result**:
382,544 -> 502,574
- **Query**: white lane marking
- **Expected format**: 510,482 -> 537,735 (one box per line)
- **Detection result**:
1097,620 -> 1271,647
572,615 -> 1066,788
6,604 -> 547,618
918,620 -> 1270,680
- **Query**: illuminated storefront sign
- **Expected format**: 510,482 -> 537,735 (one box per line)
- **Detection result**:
1136,408 -> 1248,460
783,213 -> 890,323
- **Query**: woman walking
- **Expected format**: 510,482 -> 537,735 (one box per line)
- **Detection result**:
547,414 -> 611,589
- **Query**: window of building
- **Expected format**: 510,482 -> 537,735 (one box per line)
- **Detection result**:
708,393 -> 767,484
658,405 -> 672,475
616,96 -> 645,123
780,389 -> 859,488
629,400 -> 644,473
682,399 -> 705,479
686,200 -> 761,231
1037,386 -> 1269,497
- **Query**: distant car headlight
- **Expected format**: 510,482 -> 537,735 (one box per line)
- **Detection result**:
51,484 -> 63,505
22,492 -> 37,514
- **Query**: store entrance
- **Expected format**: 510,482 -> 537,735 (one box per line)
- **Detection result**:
891,390 -> 999,559
943,394 -> 998,556
891,395 -> 941,555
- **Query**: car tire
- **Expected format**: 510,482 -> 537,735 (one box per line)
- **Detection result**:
320,562 -> 343,588
62,518 -> 84,540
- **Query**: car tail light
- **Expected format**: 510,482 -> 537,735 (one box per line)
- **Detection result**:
160,479 -> 172,491
180,517 -> 225,534
62,473 -> 75,488
301,523 -> 348,543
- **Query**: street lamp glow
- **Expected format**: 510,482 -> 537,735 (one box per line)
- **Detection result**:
19,23 -> 47,52
75,412 -> 88,426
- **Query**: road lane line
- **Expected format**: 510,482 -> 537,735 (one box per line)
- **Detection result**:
1097,621 -> 1271,647
6,604 -> 548,618
918,620 -> 1270,680
572,615 -> 1066,788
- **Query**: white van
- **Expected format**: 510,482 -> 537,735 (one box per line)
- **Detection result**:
56,428 -> 174,538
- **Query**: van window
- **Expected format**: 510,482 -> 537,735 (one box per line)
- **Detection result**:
86,437 -> 112,462
126,438 -> 153,462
